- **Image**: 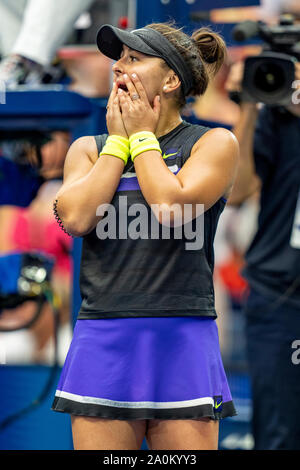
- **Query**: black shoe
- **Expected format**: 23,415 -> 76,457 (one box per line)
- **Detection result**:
41,61 -> 66,85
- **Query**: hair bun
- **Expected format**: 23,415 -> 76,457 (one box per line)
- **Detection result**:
191,27 -> 226,76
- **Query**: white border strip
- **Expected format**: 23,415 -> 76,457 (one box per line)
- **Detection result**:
55,390 -> 214,410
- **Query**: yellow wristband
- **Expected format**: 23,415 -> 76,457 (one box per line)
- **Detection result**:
129,131 -> 162,162
100,135 -> 130,165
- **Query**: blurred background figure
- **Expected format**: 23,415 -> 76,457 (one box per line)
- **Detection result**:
0,0 -> 111,90
0,131 -> 73,365
224,2 -> 300,450
261,0 -> 300,21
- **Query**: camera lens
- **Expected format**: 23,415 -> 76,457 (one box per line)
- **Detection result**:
253,62 -> 285,93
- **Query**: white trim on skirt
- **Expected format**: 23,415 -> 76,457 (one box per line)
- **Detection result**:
55,390 -> 214,410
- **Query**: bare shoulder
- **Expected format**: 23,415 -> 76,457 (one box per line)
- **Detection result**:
193,127 -> 239,158
206,126 -> 239,144
67,135 -> 99,164
179,127 -> 239,203
63,135 -> 99,176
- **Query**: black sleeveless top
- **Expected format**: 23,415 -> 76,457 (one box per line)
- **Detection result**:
77,120 -> 226,319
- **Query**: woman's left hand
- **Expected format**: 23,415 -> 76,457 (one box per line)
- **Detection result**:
118,73 -> 161,137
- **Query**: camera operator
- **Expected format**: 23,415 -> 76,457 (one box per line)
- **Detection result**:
225,54 -> 300,449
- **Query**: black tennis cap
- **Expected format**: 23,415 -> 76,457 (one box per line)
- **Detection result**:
96,24 -> 194,96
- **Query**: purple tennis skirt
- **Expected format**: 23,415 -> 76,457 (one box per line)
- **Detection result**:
52,316 -> 236,420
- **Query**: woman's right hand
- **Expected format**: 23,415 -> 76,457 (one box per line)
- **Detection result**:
106,82 -> 128,138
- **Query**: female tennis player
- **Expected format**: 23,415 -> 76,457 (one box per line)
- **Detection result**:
51,22 -> 239,450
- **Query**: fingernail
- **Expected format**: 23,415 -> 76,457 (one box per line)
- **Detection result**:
132,73 -> 137,79
118,88 -> 123,94
123,73 -> 128,79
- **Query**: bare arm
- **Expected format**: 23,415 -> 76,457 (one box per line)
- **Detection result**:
133,127 -> 239,223
54,136 -> 125,237
227,102 -> 261,206
224,61 -> 261,206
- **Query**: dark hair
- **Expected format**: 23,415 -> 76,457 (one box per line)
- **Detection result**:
147,22 -> 227,107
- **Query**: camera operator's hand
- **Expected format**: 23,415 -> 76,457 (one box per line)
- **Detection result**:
225,60 -> 259,108
225,61 -> 245,95
225,61 -> 261,206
